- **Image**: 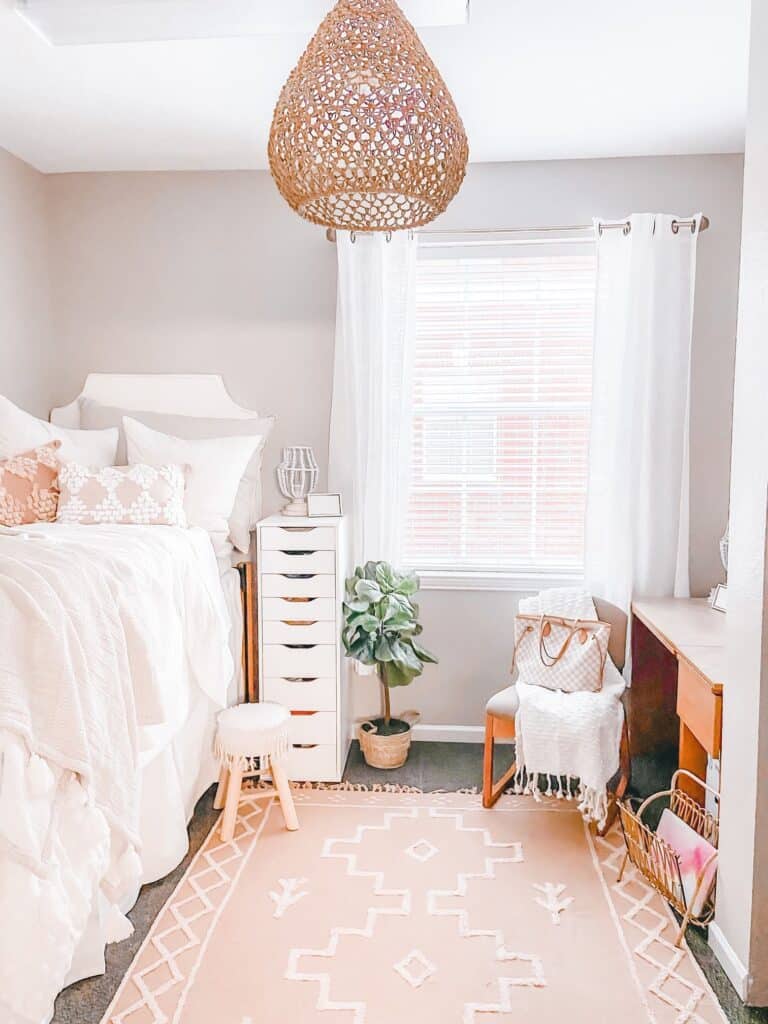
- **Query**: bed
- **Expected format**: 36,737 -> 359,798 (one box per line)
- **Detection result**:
0,375 -> 263,1024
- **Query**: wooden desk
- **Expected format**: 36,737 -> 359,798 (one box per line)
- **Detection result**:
630,598 -> 725,796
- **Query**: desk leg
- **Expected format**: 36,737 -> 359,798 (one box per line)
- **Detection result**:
679,721 -> 708,800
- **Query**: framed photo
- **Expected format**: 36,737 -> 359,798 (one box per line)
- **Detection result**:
307,493 -> 343,517
709,583 -> 728,613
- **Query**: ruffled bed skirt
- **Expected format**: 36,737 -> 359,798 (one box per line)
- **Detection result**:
0,690 -> 219,1024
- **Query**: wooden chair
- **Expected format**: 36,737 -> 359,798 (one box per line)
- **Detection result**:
482,597 -> 631,835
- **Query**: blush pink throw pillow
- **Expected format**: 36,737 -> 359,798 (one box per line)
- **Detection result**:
57,463 -> 187,528
0,441 -> 62,526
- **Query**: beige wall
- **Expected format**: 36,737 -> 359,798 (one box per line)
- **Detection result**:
42,156 -> 743,728
711,0 -> 768,1003
0,147 -> 53,417
46,171 -> 337,513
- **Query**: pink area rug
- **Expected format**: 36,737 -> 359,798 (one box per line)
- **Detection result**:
102,788 -> 726,1024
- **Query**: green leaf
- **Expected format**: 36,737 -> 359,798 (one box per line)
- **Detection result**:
390,639 -> 423,673
397,573 -> 419,596
374,636 -> 395,662
385,593 -> 413,619
355,578 -> 383,604
374,562 -> 397,591
348,634 -> 376,663
382,660 -> 418,687
411,638 -> 438,665
342,561 -> 435,686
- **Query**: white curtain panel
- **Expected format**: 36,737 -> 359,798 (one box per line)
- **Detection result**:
329,230 -> 418,569
585,213 -> 702,615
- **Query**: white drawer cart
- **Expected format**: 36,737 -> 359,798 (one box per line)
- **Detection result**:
256,514 -> 351,782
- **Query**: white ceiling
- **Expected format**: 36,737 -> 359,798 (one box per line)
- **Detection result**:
0,0 -> 750,174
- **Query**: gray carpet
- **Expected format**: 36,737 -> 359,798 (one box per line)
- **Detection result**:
53,741 -> 768,1024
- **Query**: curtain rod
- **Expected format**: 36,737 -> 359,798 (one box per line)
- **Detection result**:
325,215 -> 709,243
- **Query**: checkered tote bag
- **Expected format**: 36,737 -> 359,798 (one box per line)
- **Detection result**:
512,614 -> 611,693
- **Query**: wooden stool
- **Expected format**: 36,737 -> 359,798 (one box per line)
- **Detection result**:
214,702 -> 299,841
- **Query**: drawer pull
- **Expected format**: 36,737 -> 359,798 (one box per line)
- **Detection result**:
291,711 -> 319,717
293,744 -> 319,750
281,549 -> 315,556
285,643 -> 317,650
282,620 -> 318,627
284,677 -> 319,683
279,527 -> 315,533
284,597 -> 315,603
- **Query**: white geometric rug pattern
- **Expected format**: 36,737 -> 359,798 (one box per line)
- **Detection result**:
284,804 -> 541,1024
594,828 -> 728,1024
100,791 -> 729,1024
103,794 -> 269,1024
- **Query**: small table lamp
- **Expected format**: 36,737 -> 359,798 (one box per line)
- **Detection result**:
277,446 -> 319,517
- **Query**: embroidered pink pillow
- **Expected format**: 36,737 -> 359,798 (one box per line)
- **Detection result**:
0,441 -> 61,526
57,463 -> 187,527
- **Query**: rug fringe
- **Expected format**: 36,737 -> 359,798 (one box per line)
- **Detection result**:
242,779 -> 427,795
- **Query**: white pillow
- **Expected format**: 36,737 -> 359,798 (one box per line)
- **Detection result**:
124,416 -> 264,555
0,395 -> 118,467
78,398 -> 273,552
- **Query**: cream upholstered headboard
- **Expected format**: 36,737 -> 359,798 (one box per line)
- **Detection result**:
50,374 -> 260,427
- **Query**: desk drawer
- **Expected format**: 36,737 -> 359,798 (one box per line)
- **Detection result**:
289,710 -> 336,746
262,676 -> 336,711
260,550 -> 336,575
263,643 -> 337,678
285,743 -> 338,782
260,574 -> 335,599
262,597 -> 336,622
261,620 -> 336,645
677,660 -> 722,757
261,526 -> 336,551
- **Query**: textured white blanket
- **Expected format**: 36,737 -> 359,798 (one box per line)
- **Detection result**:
0,524 -> 233,1024
514,588 -> 625,827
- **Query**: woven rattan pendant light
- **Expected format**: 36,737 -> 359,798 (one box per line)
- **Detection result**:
268,0 -> 469,232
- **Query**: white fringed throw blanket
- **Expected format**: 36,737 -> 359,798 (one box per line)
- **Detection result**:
514,588 -> 625,827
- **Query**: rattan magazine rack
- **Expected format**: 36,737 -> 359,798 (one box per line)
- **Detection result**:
618,769 -> 719,946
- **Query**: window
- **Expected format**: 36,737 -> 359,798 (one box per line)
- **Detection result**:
404,238 -> 596,585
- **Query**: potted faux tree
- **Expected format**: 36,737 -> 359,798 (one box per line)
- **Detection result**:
342,561 -> 437,769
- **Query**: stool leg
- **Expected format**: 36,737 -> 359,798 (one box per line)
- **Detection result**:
220,765 -> 243,842
213,764 -> 229,811
270,757 -> 299,832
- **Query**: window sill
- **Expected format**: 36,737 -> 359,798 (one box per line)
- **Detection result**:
417,571 -> 585,593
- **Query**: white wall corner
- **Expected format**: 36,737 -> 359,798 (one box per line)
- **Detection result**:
708,923 -> 750,1002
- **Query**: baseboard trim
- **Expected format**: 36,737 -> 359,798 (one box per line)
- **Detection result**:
349,723 -> 486,744
709,922 -> 750,1001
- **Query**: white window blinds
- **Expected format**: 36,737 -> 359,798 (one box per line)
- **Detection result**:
404,239 -> 596,580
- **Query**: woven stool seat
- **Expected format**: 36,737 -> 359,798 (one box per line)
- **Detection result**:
216,702 -> 291,763
214,702 -> 299,839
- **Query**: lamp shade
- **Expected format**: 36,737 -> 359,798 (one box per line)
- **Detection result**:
268,0 -> 469,232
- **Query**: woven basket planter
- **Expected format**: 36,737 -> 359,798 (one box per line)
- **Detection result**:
358,711 -> 420,769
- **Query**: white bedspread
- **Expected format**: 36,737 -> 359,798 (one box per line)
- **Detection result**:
0,524 -> 233,1024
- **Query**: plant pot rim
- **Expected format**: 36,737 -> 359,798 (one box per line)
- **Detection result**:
360,717 -> 413,736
